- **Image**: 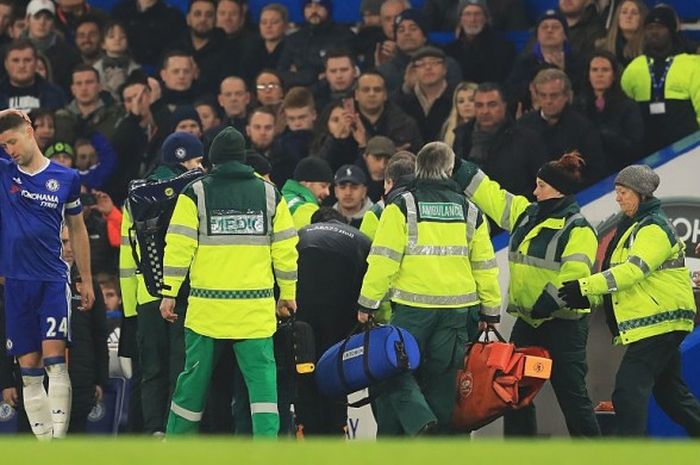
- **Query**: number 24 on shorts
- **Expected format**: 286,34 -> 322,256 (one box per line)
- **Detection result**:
46,317 -> 67,337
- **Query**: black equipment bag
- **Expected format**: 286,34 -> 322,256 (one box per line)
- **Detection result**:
126,168 -> 205,297
275,317 -> 316,375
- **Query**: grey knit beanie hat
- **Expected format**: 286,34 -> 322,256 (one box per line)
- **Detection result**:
615,165 -> 660,197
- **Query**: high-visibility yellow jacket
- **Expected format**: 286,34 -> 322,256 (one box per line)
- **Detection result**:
281,179 -> 319,230
359,201 -> 382,241
455,163 -> 598,327
578,199 -> 696,345
162,161 -> 298,339
118,164 -> 187,317
358,178 -> 501,318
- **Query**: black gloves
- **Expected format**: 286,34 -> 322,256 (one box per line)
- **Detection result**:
558,281 -> 590,309
530,305 -> 554,320
479,313 -> 500,324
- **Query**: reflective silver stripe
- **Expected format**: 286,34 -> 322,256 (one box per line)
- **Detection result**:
199,235 -> 271,246
658,256 -> 685,270
628,255 -> 651,275
471,258 -> 498,270
465,202 -> 478,244
402,192 -> 418,247
370,245 -> 403,262
192,180 -> 207,236
167,224 -> 198,241
562,253 -> 593,270
508,251 -> 561,271
480,305 -> 501,317
545,282 -> 566,308
250,402 -> 279,415
464,169 -> 486,198
272,227 -> 297,243
119,268 -> 136,278
120,236 -> 130,246
274,269 -> 297,280
263,182 -> 276,234
603,270 -> 618,292
66,199 -> 81,209
544,214 -> 585,262
389,289 -> 479,306
405,245 -> 469,256
501,193 -> 514,231
163,266 -> 189,277
358,295 -> 381,309
170,401 -> 203,422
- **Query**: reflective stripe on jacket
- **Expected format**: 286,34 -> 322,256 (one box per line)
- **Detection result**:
163,162 -> 298,339
358,178 -> 501,316
456,163 -> 598,327
579,199 -> 695,345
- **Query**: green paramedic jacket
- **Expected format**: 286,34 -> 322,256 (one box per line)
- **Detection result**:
454,161 -> 598,328
162,161 -> 298,339
358,177 -> 501,319
281,179 -> 319,230
578,198 -> 696,345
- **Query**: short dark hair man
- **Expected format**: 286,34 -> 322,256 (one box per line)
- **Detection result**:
0,40 -> 66,111
333,164 -> 373,228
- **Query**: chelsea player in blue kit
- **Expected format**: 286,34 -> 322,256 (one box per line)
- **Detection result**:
0,110 -> 94,439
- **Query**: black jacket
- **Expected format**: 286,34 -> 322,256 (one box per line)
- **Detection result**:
454,119 -> 548,199
518,105 -> 607,187
574,90 -> 644,174
359,103 -> 424,153
566,4 -> 606,58
296,220 -> 371,353
313,135 -> 360,174
277,21 -> 356,88
444,26 -> 516,84
112,0 -> 186,68
394,85 -> 454,143
269,129 -> 313,188
169,28 -> 230,96
68,276 -> 109,393
0,75 -> 66,112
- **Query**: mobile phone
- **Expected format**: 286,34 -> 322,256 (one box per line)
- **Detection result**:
343,97 -> 355,114
80,192 -> 97,206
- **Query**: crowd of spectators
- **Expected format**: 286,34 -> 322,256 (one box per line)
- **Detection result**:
0,0 -> 699,434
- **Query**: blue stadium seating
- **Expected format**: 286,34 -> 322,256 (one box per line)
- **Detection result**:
647,327 -> 700,437
86,377 -> 129,435
0,400 -> 18,434
659,1 -> 700,21
524,0 -> 558,23
249,0 -> 304,23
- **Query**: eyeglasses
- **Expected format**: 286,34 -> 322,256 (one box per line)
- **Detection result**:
256,83 -> 281,91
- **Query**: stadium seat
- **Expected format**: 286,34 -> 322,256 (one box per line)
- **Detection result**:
647,327 -> 700,437
334,0 -> 361,24
86,377 -> 129,435
88,0 -> 119,13
167,0 -> 190,15
505,30 -> 533,54
524,0 -> 558,23
249,0 -> 304,23
427,31 -> 454,45
660,0 -> 700,21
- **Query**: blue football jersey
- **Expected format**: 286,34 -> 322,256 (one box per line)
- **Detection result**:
0,158 -> 82,281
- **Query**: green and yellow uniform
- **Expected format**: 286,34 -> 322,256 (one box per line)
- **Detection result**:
163,160 -> 298,437
281,179 -> 319,230
358,177 -> 501,435
576,198 -> 700,436
455,162 -> 601,437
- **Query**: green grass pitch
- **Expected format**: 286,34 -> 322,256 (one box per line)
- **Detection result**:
1,438 -> 699,465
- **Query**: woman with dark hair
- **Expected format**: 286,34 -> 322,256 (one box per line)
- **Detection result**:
455,152 -> 601,438
575,50 -> 643,174
311,100 -> 365,173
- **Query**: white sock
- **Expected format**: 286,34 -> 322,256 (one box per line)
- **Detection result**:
45,357 -> 72,438
21,368 -> 53,441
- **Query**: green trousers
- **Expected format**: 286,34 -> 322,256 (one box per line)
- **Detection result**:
503,316 -> 601,437
374,304 -> 470,436
166,329 -> 279,437
136,299 -> 186,434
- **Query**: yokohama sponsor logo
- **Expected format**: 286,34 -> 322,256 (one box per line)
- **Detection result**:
20,190 -> 59,203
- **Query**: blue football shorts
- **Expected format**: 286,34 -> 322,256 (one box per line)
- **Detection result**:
4,278 -> 71,356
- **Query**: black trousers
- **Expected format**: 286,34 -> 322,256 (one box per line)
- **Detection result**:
613,330 -> 700,437
504,316 -> 601,437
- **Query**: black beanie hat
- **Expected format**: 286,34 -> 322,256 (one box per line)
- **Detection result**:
645,5 -> 678,32
537,162 -> 580,195
209,126 -> 247,165
293,157 -> 333,183
171,105 -> 202,132
245,151 -> 272,176
394,9 -> 428,40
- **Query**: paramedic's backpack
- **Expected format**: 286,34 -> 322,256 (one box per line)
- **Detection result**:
126,168 -> 205,297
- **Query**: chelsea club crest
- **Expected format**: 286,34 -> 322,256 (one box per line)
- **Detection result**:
45,179 -> 60,192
